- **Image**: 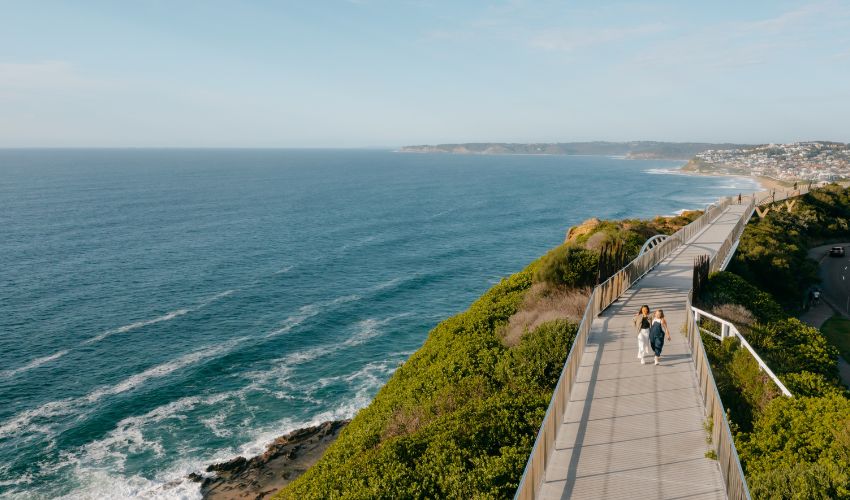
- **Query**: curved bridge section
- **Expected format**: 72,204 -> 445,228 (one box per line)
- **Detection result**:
639,234 -> 668,255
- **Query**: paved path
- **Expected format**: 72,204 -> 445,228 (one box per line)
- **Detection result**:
537,205 -> 753,500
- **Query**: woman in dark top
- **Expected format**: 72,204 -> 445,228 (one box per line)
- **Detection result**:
633,305 -> 652,365
649,309 -> 672,365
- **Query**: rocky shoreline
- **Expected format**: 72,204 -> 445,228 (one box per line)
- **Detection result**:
189,420 -> 349,500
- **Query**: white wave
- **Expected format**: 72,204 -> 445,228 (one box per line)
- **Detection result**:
343,313 -> 411,347
0,397 -> 77,440
0,349 -> 69,378
54,460 -> 205,500
84,289 -> 236,345
274,265 -> 294,275
0,472 -> 33,488
200,411 -> 232,438
85,309 -> 191,344
76,389 -> 244,480
199,289 -> 235,305
374,276 -> 406,290
307,358 -> 402,394
227,384 -> 386,464
0,342 -> 242,440
644,168 -> 685,175
85,343 -> 235,404
249,314 -> 412,395
265,294 -> 360,338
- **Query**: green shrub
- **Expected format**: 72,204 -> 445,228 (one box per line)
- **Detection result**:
730,348 -> 781,416
497,319 -> 578,390
533,244 -> 599,287
781,371 -> 846,398
740,394 -> 850,499
701,272 -> 785,323
748,319 -> 839,379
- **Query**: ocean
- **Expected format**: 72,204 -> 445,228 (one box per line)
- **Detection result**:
0,149 -> 760,498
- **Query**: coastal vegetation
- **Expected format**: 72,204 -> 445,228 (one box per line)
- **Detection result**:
277,212 -> 699,498
697,184 -> 850,498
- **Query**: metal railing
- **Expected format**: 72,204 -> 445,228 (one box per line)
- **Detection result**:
754,184 -> 810,206
711,197 -> 755,272
685,294 -> 752,500
514,196 -> 735,500
690,306 -> 792,398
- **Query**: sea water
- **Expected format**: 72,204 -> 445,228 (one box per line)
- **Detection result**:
0,149 -> 759,498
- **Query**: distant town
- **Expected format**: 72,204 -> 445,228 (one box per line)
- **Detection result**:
683,141 -> 850,182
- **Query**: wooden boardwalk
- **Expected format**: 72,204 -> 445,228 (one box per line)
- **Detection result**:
537,204 -> 753,500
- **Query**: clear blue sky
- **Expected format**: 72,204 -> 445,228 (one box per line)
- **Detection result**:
1,0 -> 849,147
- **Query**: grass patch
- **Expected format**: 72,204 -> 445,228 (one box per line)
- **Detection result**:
822,315 -> 850,361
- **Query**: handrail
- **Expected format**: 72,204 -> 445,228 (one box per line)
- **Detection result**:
514,196 -> 734,500
685,294 -> 752,500
755,184 -> 809,206
690,306 -> 793,398
711,197 -> 755,272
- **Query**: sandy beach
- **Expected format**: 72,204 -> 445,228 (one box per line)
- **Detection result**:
673,164 -> 800,194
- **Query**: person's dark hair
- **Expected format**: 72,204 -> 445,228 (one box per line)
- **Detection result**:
640,305 -> 650,315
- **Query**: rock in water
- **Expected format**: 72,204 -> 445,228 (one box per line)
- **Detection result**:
190,420 -> 350,500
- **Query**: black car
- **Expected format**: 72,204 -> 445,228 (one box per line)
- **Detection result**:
830,246 -> 845,257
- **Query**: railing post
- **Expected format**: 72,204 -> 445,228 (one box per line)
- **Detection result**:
721,323 -> 729,339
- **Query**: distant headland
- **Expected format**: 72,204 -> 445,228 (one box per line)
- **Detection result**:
397,141 -> 750,160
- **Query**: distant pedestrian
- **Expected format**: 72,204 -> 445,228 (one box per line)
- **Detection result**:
649,310 -> 671,365
737,193 -> 742,205
793,181 -> 798,191
633,305 -> 652,365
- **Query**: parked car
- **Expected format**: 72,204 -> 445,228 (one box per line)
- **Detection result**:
830,246 -> 845,257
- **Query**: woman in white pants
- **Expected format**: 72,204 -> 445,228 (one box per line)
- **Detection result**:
633,305 -> 652,364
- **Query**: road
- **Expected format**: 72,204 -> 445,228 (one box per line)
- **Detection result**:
808,243 -> 850,315
803,243 -> 850,388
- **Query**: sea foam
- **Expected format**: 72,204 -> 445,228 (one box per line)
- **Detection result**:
0,349 -> 69,378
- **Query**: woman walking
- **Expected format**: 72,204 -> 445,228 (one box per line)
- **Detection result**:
633,305 -> 652,365
649,309 -> 672,365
